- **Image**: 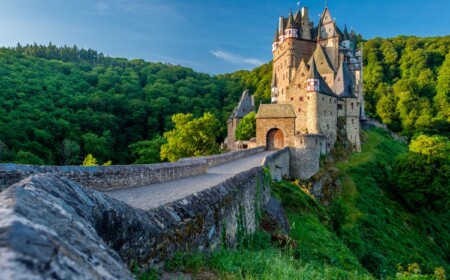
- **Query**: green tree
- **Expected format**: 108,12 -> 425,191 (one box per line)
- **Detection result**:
14,151 -> 45,165
129,135 -> 167,164
82,154 -> 99,166
235,112 -> 256,141
409,134 -> 450,159
160,112 -> 221,162
58,139 -> 80,165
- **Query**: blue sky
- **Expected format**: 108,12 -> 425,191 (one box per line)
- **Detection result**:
0,0 -> 448,74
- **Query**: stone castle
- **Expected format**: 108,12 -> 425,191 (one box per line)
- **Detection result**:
228,4 -> 366,173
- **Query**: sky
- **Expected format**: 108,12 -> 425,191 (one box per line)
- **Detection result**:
0,0 -> 449,74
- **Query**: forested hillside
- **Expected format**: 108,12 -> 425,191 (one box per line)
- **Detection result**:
1,36 -> 449,165
0,44 -> 266,165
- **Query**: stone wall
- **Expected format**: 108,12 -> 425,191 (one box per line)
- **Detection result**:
182,147 -> 265,167
256,118 -> 295,148
0,148 -> 265,192
0,159 -> 208,192
289,134 -> 326,179
262,147 -> 290,181
0,166 -> 271,277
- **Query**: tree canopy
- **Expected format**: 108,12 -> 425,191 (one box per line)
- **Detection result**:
160,112 -> 221,162
235,112 -> 256,141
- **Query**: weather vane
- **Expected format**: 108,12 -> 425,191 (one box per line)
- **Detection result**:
325,0 -> 328,8
297,1 -> 300,10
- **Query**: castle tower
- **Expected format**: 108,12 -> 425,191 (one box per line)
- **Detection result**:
333,59 -> 361,152
226,90 -> 254,149
318,8 -> 340,70
305,56 -> 338,149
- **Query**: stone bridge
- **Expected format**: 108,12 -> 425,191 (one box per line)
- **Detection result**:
0,147 -> 296,279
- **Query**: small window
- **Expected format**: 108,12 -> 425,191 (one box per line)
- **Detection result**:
324,110 -> 326,116
351,103 -> 354,110
291,97 -> 294,101
322,97 -> 324,101
307,96 -> 310,100
330,98 -> 332,102
300,97 -> 303,101
298,108 -> 301,112
351,118 -> 354,124
338,104 -> 343,110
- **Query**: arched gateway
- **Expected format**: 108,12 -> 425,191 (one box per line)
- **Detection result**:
266,128 -> 284,150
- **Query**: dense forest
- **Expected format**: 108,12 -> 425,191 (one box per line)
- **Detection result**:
0,36 -> 449,165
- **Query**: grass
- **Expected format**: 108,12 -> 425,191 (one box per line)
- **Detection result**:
138,128 -> 449,279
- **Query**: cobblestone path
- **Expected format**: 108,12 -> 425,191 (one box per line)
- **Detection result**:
106,151 -> 274,210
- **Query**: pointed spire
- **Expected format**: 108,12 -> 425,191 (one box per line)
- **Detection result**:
343,24 -> 350,41
286,11 -> 299,29
308,57 -> 321,79
273,28 -> 279,43
333,60 -> 357,98
308,43 -> 335,74
307,57 -> 337,96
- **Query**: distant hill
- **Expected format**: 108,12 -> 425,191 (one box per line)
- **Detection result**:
0,44 -> 270,165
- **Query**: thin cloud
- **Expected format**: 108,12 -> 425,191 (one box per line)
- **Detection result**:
210,50 -> 264,66
94,2 -> 110,14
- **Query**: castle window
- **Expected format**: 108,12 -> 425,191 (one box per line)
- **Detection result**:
351,118 -> 354,124
351,103 -> 354,110
324,110 -> 326,116
331,111 -> 333,116
327,124 -> 329,129
291,97 -> 294,101
330,98 -> 332,102
301,73 -> 305,77
298,84 -> 301,88
300,97 -> 303,101
338,104 -> 343,110
322,97 -> 324,101
298,108 -> 301,112
307,96 -> 310,100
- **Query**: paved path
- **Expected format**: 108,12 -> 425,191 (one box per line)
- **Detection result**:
106,151 -> 274,210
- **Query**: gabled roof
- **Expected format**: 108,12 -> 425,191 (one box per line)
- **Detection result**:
308,57 -> 338,97
285,11 -> 299,29
256,104 -> 296,119
308,44 -> 335,74
333,60 -> 357,98
229,90 -> 254,119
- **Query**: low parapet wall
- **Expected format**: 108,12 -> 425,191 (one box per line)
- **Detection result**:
0,159 -> 208,192
262,148 -> 290,181
0,166 -> 271,277
0,148 -> 266,192
181,147 -> 265,167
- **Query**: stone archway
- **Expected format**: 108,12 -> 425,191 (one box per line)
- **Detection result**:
266,128 -> 284,150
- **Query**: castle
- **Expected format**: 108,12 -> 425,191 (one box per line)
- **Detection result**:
257,4 -> 366,152
227,4 -> 366,178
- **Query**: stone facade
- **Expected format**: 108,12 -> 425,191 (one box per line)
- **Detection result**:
255,4 -> 364,178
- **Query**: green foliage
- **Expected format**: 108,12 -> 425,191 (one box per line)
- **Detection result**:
160,112 -> 221,162
129,135 -> 167,164
363,36 -> 450,138
235,111 -> 256,141
392,135 -> 450,210
82,154 -> 98,166
0,44 -> 252,165
409,134 -> 450,158
14,151 -> 44,165
336,129 -> 449,278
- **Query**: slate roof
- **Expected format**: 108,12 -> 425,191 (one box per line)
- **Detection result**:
333,60 -> 357,98
286,11 -> 299,29
256,104 -> 296,119
273,28 -> 279,42
308,44 -> 335,74
343,25 -> 350,41
229,90 -> 254,119
308,57 -> 338,98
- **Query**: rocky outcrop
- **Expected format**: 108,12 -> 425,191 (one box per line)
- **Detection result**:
0,174 -> 134,280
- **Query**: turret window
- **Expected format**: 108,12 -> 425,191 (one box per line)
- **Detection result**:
299,97 -> 303,101
351,103 -> 354,110
338,104 -> 343,110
